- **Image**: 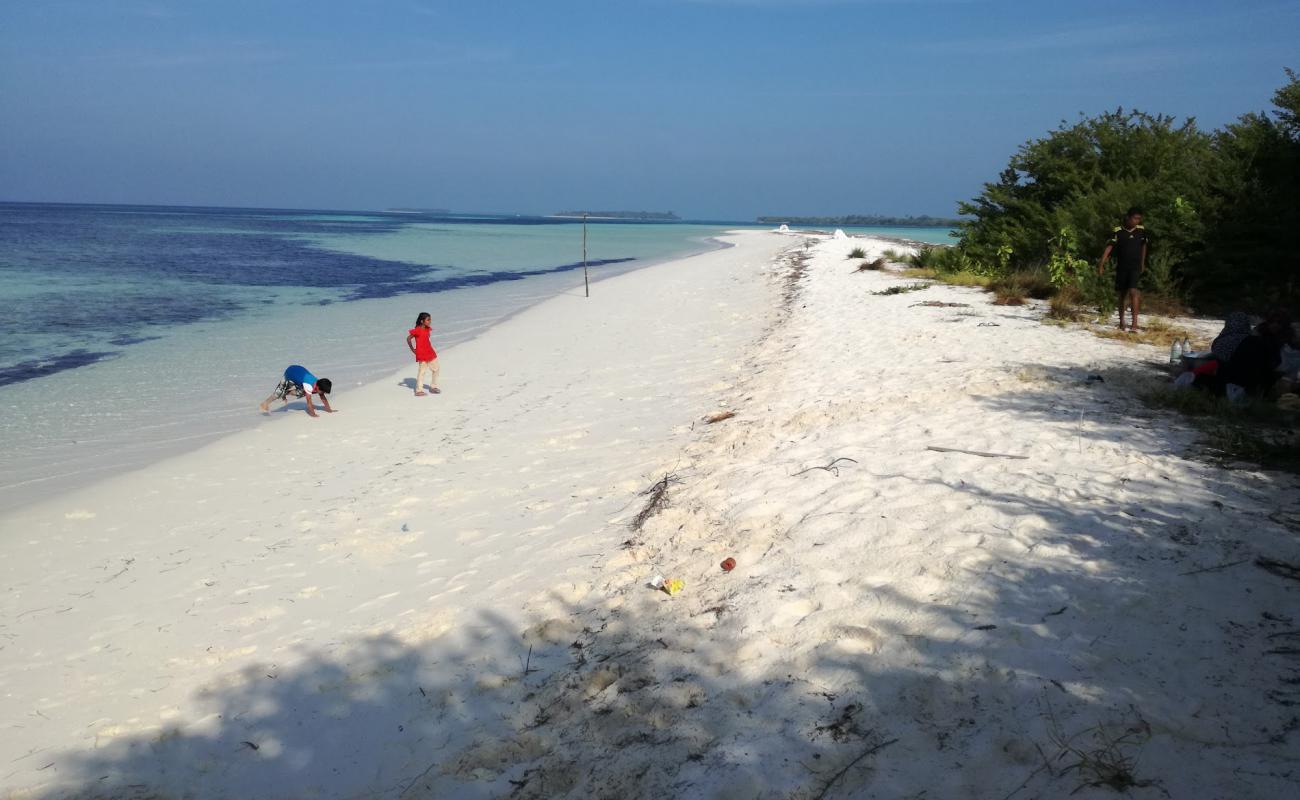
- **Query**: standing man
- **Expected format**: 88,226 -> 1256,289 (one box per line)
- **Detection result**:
1097,207 -> 1150,332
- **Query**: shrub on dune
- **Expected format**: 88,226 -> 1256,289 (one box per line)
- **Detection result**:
854,257 -> 888,272
1047,285 -> 1086,320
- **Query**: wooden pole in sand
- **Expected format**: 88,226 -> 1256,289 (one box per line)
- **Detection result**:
582,213 -> 590,298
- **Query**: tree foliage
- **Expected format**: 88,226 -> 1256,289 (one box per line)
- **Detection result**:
952,70 -> 1300,312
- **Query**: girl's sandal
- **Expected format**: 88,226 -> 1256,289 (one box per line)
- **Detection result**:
415,391 -> 427,397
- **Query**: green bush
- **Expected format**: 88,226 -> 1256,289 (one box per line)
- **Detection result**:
847,247 -> 866,259
1080,268 -> 1119,319
990,269 -> 1055,301
905,246 -> 937,269
950,70 -> 1300,312
938,270 -> 992,288
1142,249 -> 1183,298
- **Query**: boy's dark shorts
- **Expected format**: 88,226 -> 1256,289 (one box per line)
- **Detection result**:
1115,267 -> 1141,292
272,379 -> 306,401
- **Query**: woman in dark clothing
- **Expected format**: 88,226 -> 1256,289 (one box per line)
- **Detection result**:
1210,312 -> 1251,363
1218,311 -> 1294,397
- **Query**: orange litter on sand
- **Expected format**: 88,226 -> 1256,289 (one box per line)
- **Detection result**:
720,557 -> 736,572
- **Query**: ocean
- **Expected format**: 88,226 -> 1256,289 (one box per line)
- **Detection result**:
0,202 -> 954,511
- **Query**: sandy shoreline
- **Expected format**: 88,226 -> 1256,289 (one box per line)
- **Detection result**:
0,231 -> 791,798
4,230 -> 1300,799
0,233 -> 735,517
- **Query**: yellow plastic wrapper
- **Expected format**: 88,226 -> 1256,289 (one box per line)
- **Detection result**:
662,578 -> 685,596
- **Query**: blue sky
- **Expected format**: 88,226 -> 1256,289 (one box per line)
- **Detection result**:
1,1 -> 1296,219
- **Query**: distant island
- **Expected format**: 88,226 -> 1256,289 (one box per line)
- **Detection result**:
386,207 -> 450,214
757,214 -> 960,227
554,210 -> 681,221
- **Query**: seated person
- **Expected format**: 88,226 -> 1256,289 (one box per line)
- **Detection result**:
1200,311 -> 1294,398
1210,312 -> 1252,364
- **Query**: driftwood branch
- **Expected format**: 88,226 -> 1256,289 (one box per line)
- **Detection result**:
704,410 -> 736,424
927,446 -> 1028,460
793,458 -> 859,477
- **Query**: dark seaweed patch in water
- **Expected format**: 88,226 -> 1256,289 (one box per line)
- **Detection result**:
0,203 -> 648,386
344,258 -> 636,300
0,349 -> 121,387
108,334 -> 163,346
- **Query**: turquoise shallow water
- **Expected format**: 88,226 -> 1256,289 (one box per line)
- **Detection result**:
0,204 -> 732,511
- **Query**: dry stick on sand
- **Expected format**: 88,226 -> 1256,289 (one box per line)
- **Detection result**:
812,736 -> 899,800
793,457 -> 859,477
630,473 -> 681,531
521,645 -> 539,677
927,445 -> 1029,460
704,410 -> 736,424
1179,558 -> 1251,577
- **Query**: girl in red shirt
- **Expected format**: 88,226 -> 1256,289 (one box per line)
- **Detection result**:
406,312 -> 440,396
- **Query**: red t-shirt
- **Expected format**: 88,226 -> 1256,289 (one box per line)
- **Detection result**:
408,327 -> 437,361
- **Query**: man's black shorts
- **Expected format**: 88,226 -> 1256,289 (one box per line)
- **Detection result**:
1115,267 -> 1140,292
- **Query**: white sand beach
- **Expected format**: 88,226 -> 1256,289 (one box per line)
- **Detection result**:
4,231 -> 1300,799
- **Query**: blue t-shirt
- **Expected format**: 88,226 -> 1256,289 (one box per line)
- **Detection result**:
284,365 -> 317,393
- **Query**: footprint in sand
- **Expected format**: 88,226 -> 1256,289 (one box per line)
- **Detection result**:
349,591 -> 400,613
833,624 -> 884,654
447,569 -> 479,585
238,603 -> 287,622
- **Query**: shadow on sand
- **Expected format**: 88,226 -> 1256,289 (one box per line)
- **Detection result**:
28,362 -> 1300,800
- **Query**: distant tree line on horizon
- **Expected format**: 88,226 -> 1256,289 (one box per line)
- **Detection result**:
935,68 -> 1300,313
757,214 -> 960,228
555,210 -> 681,220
